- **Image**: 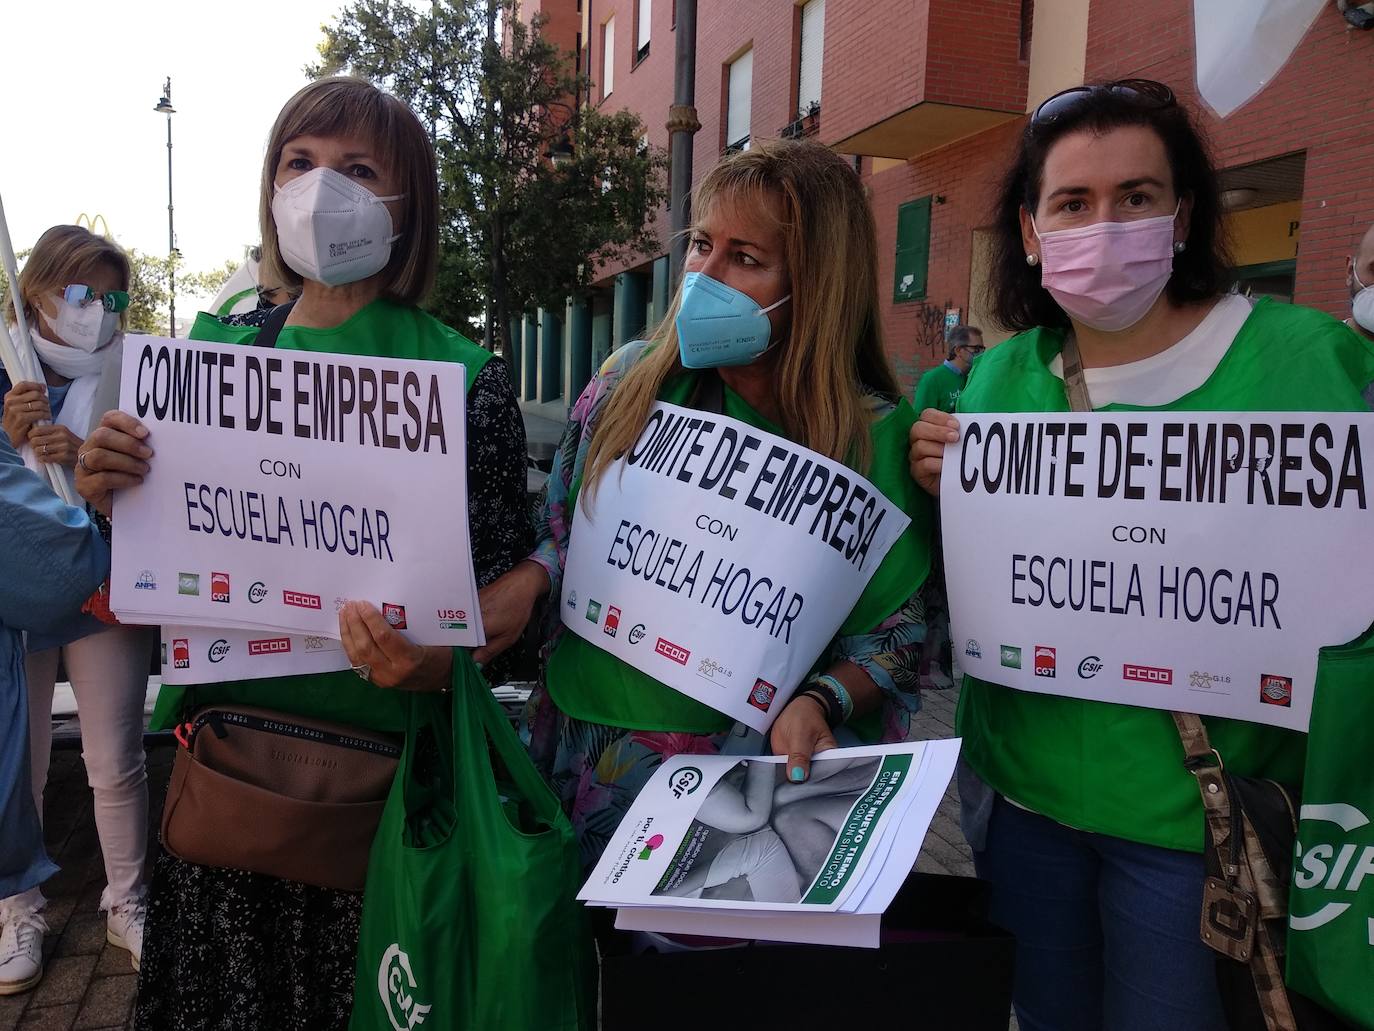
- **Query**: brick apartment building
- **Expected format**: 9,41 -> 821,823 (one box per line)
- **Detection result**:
510,0 -> 1374,419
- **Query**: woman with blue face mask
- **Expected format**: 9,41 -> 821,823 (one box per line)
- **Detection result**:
909,81 -> 1374,1031
0,226 -> 155,997
476,140 -> 938,872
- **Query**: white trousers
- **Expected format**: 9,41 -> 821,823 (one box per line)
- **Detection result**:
5,625 -> 154,912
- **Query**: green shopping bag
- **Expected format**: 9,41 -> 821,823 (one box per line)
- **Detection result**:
1286,625 -> 1374,1029
350,655 -> 592,1031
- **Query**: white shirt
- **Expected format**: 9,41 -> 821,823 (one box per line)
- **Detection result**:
1047,294 -> 1254,407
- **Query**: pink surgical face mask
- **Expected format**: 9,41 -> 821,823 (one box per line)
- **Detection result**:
1034,203 -> 1180,332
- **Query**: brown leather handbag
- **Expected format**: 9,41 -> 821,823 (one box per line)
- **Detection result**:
161,705 -> 402,892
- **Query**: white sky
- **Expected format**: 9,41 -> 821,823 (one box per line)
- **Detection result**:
1,0 -> 346,309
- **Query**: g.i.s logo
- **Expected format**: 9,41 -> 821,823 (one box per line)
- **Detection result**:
1290,802 -> 1374,940
378,943 -> 432,1030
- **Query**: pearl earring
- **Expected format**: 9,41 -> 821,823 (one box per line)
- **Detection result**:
1173,241 -> 1187,255
1025,253 -> 1040,267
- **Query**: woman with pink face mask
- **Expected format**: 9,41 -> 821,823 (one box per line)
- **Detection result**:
908,81 -> 1374,1030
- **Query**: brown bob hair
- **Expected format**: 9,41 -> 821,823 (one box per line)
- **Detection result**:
257,77 -> 439,303
9,225 -> 131,331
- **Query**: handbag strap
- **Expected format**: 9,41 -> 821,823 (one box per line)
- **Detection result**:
253,300 -> 297,348
1060,332 -> 1297,1031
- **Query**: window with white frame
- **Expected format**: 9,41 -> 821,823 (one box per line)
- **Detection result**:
797,0 -> 825,119
726,49 -> 753,151
637,0 -> 651,61
602,16 -> 615,98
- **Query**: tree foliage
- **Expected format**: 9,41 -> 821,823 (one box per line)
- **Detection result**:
310,0 -> 668,348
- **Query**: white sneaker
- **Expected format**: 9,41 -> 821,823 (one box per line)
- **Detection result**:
106,899 -> 146,972
0,905 -> 47,996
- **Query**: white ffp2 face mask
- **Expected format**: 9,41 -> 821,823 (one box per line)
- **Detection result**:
1353,269 -> 1374,334
41,294 -> 118,353
271,167 -> 404,287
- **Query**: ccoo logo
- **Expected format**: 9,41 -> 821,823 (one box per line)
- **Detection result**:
378,943 -> 432,1030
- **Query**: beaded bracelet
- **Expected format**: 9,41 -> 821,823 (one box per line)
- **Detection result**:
797,687 -> 843,729
812,673 -> 854,724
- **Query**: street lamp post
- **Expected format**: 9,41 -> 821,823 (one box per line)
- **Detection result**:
154,79 -> 176,337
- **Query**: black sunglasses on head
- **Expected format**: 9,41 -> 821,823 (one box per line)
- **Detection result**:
1030,79 -> 1176,132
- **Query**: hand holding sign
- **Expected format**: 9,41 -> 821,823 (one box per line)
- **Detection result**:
941,412 -> 1374,731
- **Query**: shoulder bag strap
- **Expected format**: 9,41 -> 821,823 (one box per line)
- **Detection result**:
253,300 -> 297,349
1061,332 -> 1297,1031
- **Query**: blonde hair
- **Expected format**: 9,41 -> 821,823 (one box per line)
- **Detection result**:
258,76 -> 439,303
585,139 -> 897,495
10,225 -> 131,330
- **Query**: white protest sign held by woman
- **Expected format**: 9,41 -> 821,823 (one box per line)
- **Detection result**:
109,335 -> 483,647
941,411 -> 1374,732
560,400 -> 909,733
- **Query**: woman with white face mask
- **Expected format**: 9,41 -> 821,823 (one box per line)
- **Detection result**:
76,76 -> 530,1031
0,226 -> 155,996
909,81 -> 1374,1030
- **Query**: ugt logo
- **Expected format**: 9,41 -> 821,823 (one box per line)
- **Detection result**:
378,943 -> 432,1030
1290,803 -> 1374,937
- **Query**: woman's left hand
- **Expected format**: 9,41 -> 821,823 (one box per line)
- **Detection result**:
339,600 -> 453,691
29,424 -> 83,467
768,694 -> 838,784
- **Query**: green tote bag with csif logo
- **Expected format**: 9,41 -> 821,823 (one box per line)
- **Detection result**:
350,655 -> 591,1031
1285,626 -> 1374,1029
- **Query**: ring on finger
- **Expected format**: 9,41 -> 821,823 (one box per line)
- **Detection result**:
352,663 -> 372,682
78,450 -> 92,473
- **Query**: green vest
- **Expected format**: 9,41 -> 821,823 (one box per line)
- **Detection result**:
913,362 -> 965,414
547,372 -> 934,735
955,298 -> 1374,851
149,299 -> 493,734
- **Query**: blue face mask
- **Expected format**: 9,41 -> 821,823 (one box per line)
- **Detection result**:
675,272 -> 791,369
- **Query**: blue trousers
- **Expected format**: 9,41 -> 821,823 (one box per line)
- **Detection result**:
973,795 -> 1227,1031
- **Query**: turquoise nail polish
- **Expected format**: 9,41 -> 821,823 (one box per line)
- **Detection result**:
790,766 -> 805,782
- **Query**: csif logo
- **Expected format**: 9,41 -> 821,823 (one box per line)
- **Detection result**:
208,640 -> 231,664
627,623 -> 646,645
248,581 -> 269,604
378,943 -> 432,1030
1077,656 -> 1103,679
1290,803 -> 1374,936
669,766 -> 703,798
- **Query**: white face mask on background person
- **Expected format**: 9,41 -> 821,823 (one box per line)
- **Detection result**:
1352,268 -> 1374,334
271,166 -> 404,287
40,293 -> 119,353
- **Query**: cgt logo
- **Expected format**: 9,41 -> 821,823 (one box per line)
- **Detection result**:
1291,803 -> 1374,936
248,637 -> 292,656
669,766 -> 703,798
1124,663 -> 1173,685
211,572 -> 230,603
655,638 -> 690,665
284,590 -> 323,610
1034,646 -> 1056,678
378,943 -> 432,1031
603,605 -> 621,637
172,639 -> 190,669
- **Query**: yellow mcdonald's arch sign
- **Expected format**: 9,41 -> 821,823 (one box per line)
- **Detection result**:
74,213 -> 111,237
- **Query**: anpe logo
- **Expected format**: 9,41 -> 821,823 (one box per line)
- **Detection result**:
1260,674 -> 1293,707
628,624 -> 646,645
655,638 -> 690,665
1124,664 -> 1173,685
177,573 -> 200,596
211,572 -> 231,603
749,679 -> 777,712
1291,803 -> 1374,937
208,640 -> 231,664
636,834 -> 665,860
1034,646 -> 1056,678
669,766 -> 703,798
248,637 -> 292,656
248,581 -> 268,604
134,570 -> 157,591
965,639 -> 982,660
382,603 -> 408,630
172,639 -> 190,669
567,590 -> 577,610
1078,656 -> 1103,679
378,944 -> 432,1031
1000,645 -> 1021,669
603,605 -> 622,637
284,590 -> 323,610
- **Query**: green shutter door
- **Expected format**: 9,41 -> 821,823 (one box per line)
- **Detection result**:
893,196 -> 932,303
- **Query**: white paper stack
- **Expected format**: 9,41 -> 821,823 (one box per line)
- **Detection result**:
578,740 -> 961,948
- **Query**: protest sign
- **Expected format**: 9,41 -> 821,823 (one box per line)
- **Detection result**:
109,336 -> 483,647
580,741 -> 960,947
560,401 -> 908,732
160,626 -> 349,684
941,412 -> 1374,732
